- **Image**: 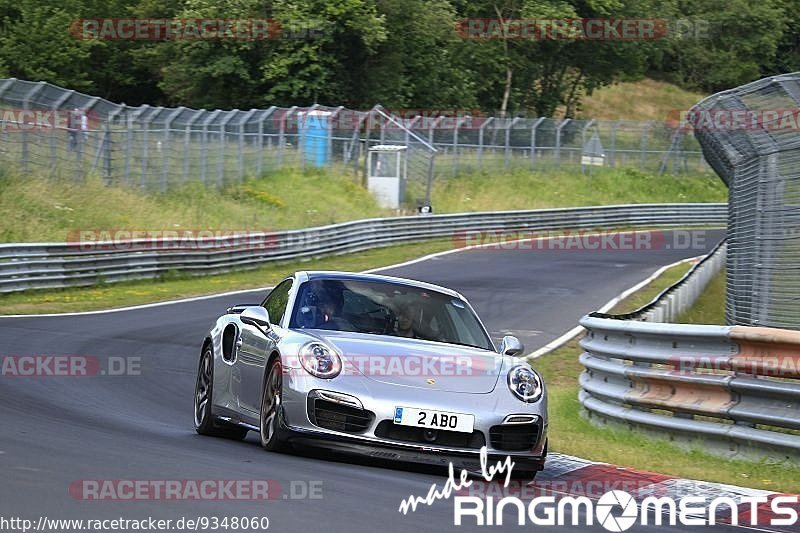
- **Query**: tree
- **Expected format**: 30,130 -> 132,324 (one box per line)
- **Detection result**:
260,0 -> 387,107
0,0 -> 100,92
652,0 -> 786,93
455,0 -> 663,116
351,0 -> 477,109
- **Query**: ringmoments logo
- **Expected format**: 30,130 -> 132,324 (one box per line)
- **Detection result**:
398,452 -> 799,530
452,490 -> 799,529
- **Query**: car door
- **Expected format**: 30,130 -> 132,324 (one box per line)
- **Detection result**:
237,278 -> 293,414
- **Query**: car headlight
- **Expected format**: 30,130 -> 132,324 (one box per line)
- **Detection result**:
299,342 -> 342,379
507,365 -> 543,402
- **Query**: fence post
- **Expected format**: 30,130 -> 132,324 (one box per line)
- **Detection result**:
278,106 -> 296,168
200,109 -> 221,187
530,117 -> 545,170
219,110 -> 238,187
580,119 -> 595,176
425,152 -> 435,206
406,115 -> 421,157
20,83 -> 47,176
50,89 -> 75,177
183,110 -> 204,183
354,111 -> 368,181
103,123 -> 112,182
328,106 -> 344,169
478,117 -> 493,172
555,118 -> 570,169
257,107 -> 276,177
504,117 -> 521,168
609,120 -> 619,167
141,110 -> 151,188
452,116 -> 465,177
80,96 -> 101,181
123,106 -> 138,186
238,109 -> 258,181
162,107 -> 183,191
93,106 -> 122,183
299,104 -> 319,172
640,122 -> 649,170
0,80 -> 15,165
361,107 -> 376,187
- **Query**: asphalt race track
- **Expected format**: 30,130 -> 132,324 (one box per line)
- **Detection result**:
0,229 -> 739,532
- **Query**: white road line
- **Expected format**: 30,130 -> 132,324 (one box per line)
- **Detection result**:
0,286 -> 275,318
526,255 -> 703,359
0,228 -> 713,319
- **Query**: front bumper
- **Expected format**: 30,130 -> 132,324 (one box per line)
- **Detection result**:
284,423 -> 547,473
281,384 -> 548,472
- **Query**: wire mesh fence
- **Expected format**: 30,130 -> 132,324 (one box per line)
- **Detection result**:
0,77 -> 709,202
692,72 -> 800,329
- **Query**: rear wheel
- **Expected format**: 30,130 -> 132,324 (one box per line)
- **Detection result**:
260,358 -> 289,452
194,345 -> 248,440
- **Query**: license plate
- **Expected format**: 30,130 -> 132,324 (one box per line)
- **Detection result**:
393,407 -> 474,433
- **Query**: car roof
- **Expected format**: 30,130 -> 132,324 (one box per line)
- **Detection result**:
296,271 -> 464,299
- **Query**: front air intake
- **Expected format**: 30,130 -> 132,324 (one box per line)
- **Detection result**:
308,398 -> 374,434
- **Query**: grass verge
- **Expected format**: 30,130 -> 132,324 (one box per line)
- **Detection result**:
607,260 -> 693,314
677,268 -> 726,324
530,267 -> 800,493
0,167 -> 389,243
0,165 -> 726,243
431,167 -> 725,214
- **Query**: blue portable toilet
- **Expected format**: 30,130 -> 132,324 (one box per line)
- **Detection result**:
300,110 -> 331,167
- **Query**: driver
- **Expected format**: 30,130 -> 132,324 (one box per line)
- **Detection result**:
311,283 -> 354,331
394,300 -> 424,339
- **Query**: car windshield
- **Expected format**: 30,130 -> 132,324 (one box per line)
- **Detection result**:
289,278 -> 493,351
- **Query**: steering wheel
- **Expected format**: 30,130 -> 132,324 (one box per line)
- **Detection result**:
380,308 -> 396,335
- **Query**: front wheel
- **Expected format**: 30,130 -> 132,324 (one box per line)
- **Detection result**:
512,470 -> 540,482
260,358 -> 290,452
194,346 -> 248,440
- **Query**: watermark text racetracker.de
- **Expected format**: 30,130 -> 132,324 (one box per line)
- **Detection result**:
1,355 -> 140,377
398,448 -> 799,530
70,18 -> 325,41
282,353 -> 504,378
456,18 -> 710,41
453,229 -> 709,252
68,479 -> 322,501
668,108 -> 800,132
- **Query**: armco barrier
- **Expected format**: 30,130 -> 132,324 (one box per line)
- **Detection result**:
0,203 -> 725,293
579,315 -> 800,459
594,239 -> 727,323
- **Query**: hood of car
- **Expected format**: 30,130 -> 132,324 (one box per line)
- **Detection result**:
305,330 -> 503,393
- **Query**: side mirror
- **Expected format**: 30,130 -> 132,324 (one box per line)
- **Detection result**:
500,335 -> 524,356
240,306 -> 271,333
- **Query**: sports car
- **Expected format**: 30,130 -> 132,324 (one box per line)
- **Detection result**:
194,271 -> 548,476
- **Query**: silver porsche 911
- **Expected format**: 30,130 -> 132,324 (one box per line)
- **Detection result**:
194,271 -> 548,476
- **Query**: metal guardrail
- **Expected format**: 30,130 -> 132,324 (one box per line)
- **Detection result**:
579,316 -> 800,459
0,203 -> 725,293
594,239 -> 727,323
